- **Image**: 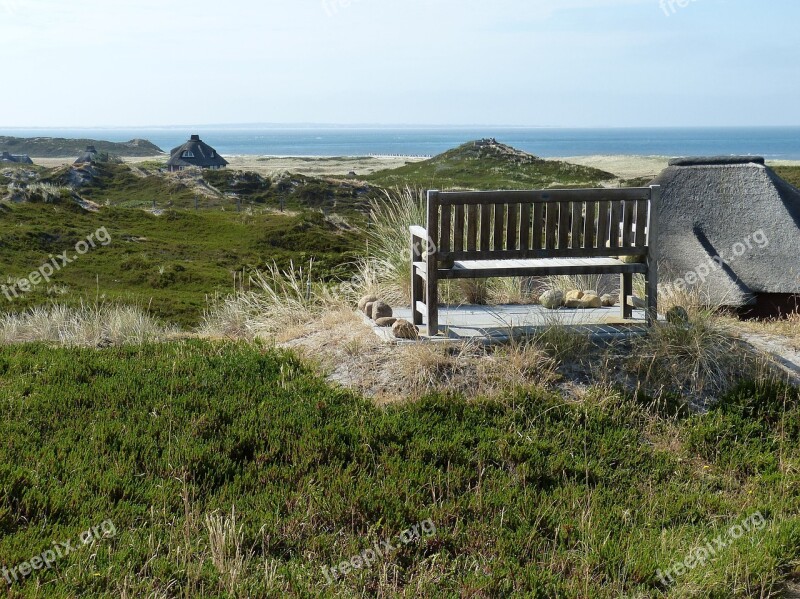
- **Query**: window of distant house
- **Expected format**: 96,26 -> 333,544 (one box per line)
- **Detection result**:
182,151 -> 194,158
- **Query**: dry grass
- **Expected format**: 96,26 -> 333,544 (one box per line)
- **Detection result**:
735,311 -> 800,346
205,506 -> 251,597
0,303 -> 172,346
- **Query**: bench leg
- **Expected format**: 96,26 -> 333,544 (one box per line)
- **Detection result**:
645,268 -> 658,326
426,271 -> 438,337
620,273 -> 633,319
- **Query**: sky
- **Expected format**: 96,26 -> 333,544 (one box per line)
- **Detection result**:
1,0 -> 798,128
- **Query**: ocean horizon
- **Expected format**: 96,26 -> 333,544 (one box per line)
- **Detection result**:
2,126 -> 800,160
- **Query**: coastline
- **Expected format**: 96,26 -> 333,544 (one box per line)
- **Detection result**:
23,154 -> 800,180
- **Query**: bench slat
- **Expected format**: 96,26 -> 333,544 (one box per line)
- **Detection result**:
622,200 -> 633,247
447,247 -> 647,261
597,201 -> 609,249
493,204 -> 504,251
454,204 -> 465,252
635,199 -> 647,247
571,201 -> 583,249
609,201 -> 622,248
440,203 -> 451,254
467,204 -> 478,252
480,204 -> 492,251
520,203 -> 531,250
558,201 -> 570,250
584,201 -> 596,249
437,188 -> 652,205
506,203 -> 518,250
532,203 -> 543,250
545,202 -> 557,250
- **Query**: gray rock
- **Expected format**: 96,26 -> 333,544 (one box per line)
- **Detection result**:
371,301 -> 393,320
601,294 -> 618,307
358,295 -> 378,313
666,306 -> 690,324
540,289 -> 565,310
581,293 -> 602,308
375,317 -> 397,327
364,302 -> 375,318
392,319 -> 419,340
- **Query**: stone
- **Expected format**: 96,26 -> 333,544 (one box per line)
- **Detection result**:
375,317 -> 397,327
364,302 -> 375,317
666,306 -> 690,324
601,294 -> 617,307
358,295 -> 378,313
629,296 -> 646,309
565,290 -> 584,301
392,319 -> 419,340
371,301 -> 393,320
581,293 -> 602,308
584,290 -> 598,297
565,299 -> 585,309
540,289 -> 564,310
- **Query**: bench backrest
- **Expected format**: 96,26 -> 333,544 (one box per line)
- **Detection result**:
427,186 -> 659,260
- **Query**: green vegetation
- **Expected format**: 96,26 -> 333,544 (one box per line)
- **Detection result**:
771,166 -> 800,189
0,341 -> 797,597
0,203 -> 361,327
367,139 -> 615,190
0,136 -> 163,158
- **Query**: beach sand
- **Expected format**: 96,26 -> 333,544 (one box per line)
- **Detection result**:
26,155 -> 800,181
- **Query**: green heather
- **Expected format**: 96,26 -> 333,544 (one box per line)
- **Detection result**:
0,202 -> 361,327
0,341 -> 797,597
367,139 -> 615,190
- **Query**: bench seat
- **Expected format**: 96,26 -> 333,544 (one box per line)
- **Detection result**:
414,257 -> 647,280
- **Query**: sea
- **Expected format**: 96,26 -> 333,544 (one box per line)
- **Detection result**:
3,126 -> 800,160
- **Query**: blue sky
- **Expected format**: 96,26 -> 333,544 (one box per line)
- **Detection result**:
1,0 -> 798,127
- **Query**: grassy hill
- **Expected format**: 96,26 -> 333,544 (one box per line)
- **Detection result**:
0,340 -> 797,597
367,138 -> 615,190
0,202 -> 361,327
0,136 -> 164,158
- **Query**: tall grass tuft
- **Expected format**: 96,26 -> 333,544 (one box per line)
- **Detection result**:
0,303 -> 170,346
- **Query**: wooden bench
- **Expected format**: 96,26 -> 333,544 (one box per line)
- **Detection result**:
410,186 -> 660,336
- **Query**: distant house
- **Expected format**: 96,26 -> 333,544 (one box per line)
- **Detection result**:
74,145 -> 99,165
1,151 -> 33,164
651,156 -> 800,315
167,135 -> 228,172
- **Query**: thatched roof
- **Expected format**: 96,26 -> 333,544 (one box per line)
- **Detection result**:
167,135 -> 228,169
651,157 -> 800,306
0,151 -> 33,164
74,145 -> 98,165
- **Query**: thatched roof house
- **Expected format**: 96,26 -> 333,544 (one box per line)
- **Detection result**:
167,135 -> 228,172
0,151 -> 33,164
651,156 -> 800,313
74,145 -> 98,165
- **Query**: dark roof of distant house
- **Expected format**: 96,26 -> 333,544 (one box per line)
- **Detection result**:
1,151 -> 33,164
668,156 -> 766,167
167,135 -> 228,169
74,145 -> 99,165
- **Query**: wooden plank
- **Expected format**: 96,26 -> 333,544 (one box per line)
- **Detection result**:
571,201 -> 583,249
467,204 -> 478,252
621,200 -> 633,248
584,201 -> 596,249
506,203 -> 518,251
425,191 -> 440,335
493,204 -> 504,251
449,247 -> 647,261
437,188 -> 652,205
480,204 -> 492,251
519,203 -> 531,250
634,199 -> 647,247
532,203 -> 543,250
545,202 -> 558,250
597,201 -> 609,249
609,201 -> 622,248
440,203 -> 451,254
558,201 -> 570,250
453,204 -> 465,252
646,186 -> 660,325
440,263 -> 646,280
